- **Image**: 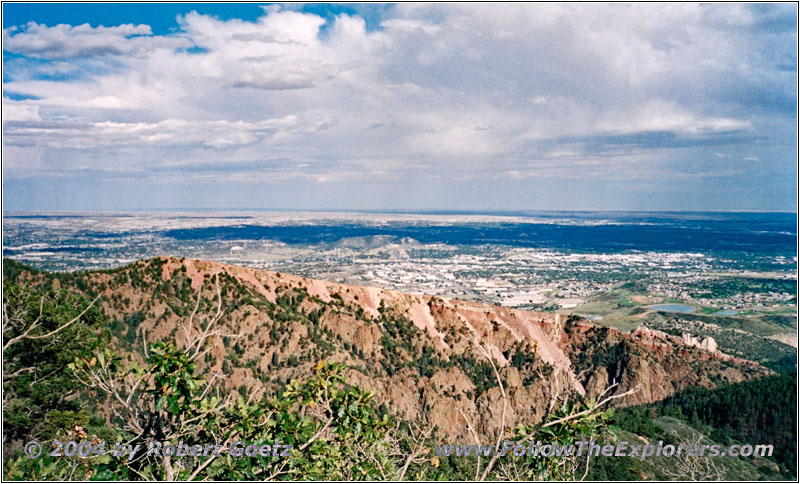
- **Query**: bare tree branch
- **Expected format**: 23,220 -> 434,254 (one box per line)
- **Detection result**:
3,294 -> 99,350
471,340 -> 508,481
459,408 -> 483,481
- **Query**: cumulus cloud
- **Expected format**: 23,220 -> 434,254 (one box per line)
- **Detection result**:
2,21 -> 190,59
1,3 -> 796,210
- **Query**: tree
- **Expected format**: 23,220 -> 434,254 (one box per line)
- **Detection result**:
457,338 -> 639,481
3,263 -> 643,481
68,273 -> 238,480
211,360 -> 394,480
662,429 -> 725,481
2,278 -> 105,445
65,273 -> 396,481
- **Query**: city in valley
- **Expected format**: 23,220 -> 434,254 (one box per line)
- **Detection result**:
4,211 -> 796,369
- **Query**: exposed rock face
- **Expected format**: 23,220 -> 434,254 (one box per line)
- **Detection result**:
354,325 -> 380,356
682,332 -> 718,353
584,366 -> 609,401
559,321 -> 768,407
23,257 -> 772,439
702,337 -> 717,352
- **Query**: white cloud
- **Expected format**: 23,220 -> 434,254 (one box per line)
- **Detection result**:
3,116 -> 299,151
2,21 -> 189,59
596,100 -> 753,136
1,100 -> 41,122
1,3 -> 795,210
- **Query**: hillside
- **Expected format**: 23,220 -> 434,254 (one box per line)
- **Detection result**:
590,372 -> 797,479
7,256 -> 771,440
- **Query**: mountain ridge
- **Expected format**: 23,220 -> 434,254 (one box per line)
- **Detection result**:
8,256 -> 772,439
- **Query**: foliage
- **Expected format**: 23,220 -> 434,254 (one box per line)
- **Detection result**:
7,258 -> 790,482
503,399 -> 614,480
658,373 -> 797,478
596,373 -> 797,479
2,278 -> 107,444
207,361 -> 394,480
2,258 -> 40,282
61,287 -> 396,482
12,352 -> 395,481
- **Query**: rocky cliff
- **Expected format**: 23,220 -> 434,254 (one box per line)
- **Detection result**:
16,257 -> 772,439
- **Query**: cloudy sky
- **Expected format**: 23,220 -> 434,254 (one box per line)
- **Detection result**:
2,3 -> 797,212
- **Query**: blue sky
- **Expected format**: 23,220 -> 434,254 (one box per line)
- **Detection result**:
2,3 -> 797,212
2,3 -> 391,35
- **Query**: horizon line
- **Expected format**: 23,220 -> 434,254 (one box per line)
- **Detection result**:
3,208 -> 798,216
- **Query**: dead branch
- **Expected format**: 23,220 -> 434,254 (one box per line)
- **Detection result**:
3,295 -> 99,350
459,408 -> 483,481
472,340 -> 508,481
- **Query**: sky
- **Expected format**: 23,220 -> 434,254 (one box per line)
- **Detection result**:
2,3 -> 797,212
